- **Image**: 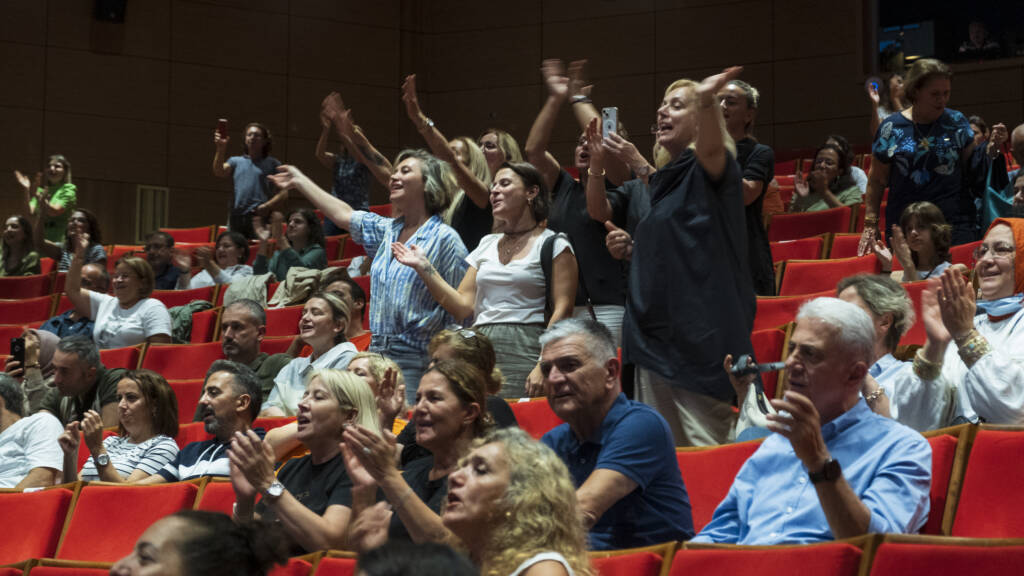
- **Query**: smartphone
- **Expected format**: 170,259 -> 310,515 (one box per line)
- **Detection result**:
217,118 -> 229,139
9,337 -> 25,367
601,107 -> 618,139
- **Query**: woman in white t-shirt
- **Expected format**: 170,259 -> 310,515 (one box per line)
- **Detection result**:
393,162 -> 578,398
65,234 -> 172,349
175,230 -> 253,289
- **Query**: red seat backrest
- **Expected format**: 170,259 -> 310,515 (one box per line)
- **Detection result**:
591,551 -> 665,576
352,275 -> 370,324
269,558 -> 313,576
29,566 -> 110,576
141,342 -> 224,380
77,429 -> 119,470
0,295 -> 54,324
107,246 -> 143,273
952,429 -> 1024,537
0,274 -> 51,299
313,557 -> 357,576
190,307 -> 220,343
369,204 -> 393,218
57,483 -> 199,562
0,489 -> 73,564
195,480 -> 238,515
265,305 -> 304,337
778,255 -> 880,296
750,328 -> 786,399
950,240 -> 981,269
898,280 -> 928,346
324,235 -> 346,260
174,422 -> 213,450
754,290 -> 833,331
670,543 -> 862,576
169,379 -> 205,423
510,399 -> 565,440
151,286 -> 215,309
768,206 -> 851,242
769,236 -> 824,263
868,541 -> 1024,576
161,226 -> 215,243
39,257 -> 56,275
922,433 -> 959,535
99,345 -> 142,370
676,441 -> 762,532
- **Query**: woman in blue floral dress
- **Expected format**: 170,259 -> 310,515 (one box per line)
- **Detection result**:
859,59 -> 984,253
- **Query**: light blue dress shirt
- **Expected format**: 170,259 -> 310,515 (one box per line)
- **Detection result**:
693,399 -> 931,544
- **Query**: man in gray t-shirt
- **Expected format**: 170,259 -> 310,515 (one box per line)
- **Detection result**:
213,121 -> 285,238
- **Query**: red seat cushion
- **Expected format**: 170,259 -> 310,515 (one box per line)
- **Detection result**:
952,429 -> 1024,537
671,543 -> 862,576
676,441 -> 761,532
591,551 -> 664,576
0,489 -> 73,564
868,541 -> 1024,576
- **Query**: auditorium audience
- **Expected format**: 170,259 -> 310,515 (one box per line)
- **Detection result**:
889,218 -> 1024,428
34,208 -> 106,272
323,268 -> 372,351
58,369 -> 179,482
111,510 -> 289,576
860,58 -> 982,252
37,335 -> 124,427
393,161 -> 577,397
253,209 -> 328,280
874,201 -> 952,282
539,319 -> 694,550
624,68 -> 755,446
34,263 -> 107,339
177,230 -> 254,289
402,74 -> 495,251
1,215 -> 40,276
271,101 -> 467,399
342,359 -> 490,549
867,72 -> 907,136
719,79 -> 776,295
143,360 -> 261,483
16,154 -> 76,244
0,374 -> 63,489
522,59 -> 630,347
789,143 -> 862,212
232,369 -> 380,554
144,231 -> 182,290
442,428 -> 593,576
65,236 -> 172,348
213,121 -> 286,239
260,292 -> 357,416
695,298 -> 931,544
316,108 -> 371,234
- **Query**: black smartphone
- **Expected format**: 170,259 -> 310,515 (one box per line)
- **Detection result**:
10,337 -> 25,367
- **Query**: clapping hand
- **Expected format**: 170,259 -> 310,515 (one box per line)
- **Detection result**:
541,59 -> 570,99
696,66 -> 743,107
794,170 -> 810,198
228,430 -> 277,498
391,242 -> 430,272
935,267 -> 976,340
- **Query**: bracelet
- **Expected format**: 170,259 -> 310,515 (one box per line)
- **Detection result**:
956,330 -> 992,368
912,349 -> 942,381
587,168 -> 605,178
863,216 -> 879,226
865,388 -> 886,403
569,95 -> 591,105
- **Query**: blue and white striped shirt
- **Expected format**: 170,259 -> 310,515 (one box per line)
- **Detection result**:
350,211 -> 468,352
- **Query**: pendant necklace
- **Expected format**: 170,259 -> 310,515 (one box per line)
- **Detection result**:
499,225 -> 538,263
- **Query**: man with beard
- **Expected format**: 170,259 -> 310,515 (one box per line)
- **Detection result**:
191,299 -> 291,421
140,360 -> 262,483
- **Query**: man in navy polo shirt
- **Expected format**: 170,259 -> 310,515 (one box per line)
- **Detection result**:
540,318 -> 694,550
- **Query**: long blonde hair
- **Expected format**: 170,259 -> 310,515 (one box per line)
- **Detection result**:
653,78 -> 735,168
308,369 -> 381,435
445,137 -> 492,225
476,428 -> 592,576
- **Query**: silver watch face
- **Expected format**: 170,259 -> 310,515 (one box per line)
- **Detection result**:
96,454 -> 110,466
266,481 -> 284,497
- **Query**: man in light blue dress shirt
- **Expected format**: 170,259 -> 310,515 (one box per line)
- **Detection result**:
695,297 -> 932,545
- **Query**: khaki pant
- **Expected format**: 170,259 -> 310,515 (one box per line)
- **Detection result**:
636,366 -> 737,447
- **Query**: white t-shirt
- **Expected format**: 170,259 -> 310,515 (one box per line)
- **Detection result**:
0,412 -> 64,488
89,291 -> 172,349
466,230 -> 573,326
509,552 -> 575,576
184,264 -> 253,290
261,341 -> 358,416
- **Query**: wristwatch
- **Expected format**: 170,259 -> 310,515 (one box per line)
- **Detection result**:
809,458 -> 841,484
95,453 -> 110,467
263,480 -> 285,501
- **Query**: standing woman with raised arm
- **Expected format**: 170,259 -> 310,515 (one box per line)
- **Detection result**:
212,122 -> 287,239
524,59 -> 631,343
16,154 -> 76,244
402,75 -> 495,251
392,162 -> 578,397
270,93 -> 467,402
315,109 -> 371,236
624,68 -> 756,447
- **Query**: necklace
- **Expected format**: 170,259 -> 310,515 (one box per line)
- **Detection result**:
498,225 -> 537,263
911,111 -> 938,152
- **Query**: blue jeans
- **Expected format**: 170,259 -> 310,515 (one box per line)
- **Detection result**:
371,335 -> 427,406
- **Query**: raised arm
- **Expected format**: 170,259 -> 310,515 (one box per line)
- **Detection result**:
65,233 -> 95,319
857,159 -> 890,255
212,129 -> 232,178
525,59 -> 571,192
268,166 -> 354,231
564,60 -> 631,186
868,83 -> 882,138
391,242 -> 476,322
322,92 -> 393,187
402,74 -> 491,208
315,116 -> 338,170
694,67 -> 742,181
583,118 -> 613,222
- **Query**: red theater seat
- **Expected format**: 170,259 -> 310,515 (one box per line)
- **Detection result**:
510,398 -> 564,439
151,286 -> 216,309
778,255 -> 879,296
768,206 -> 851,242
266,305 -> 304,337
313,555 -> 358,576
161,225 -> 215,243
141,342 -> 224,380
750,328 -> 786,399
868,537 -> 1024,576
99,345 -> 142,370
589,543 -> 674,576
920,425 -> 967,535
0,295 -> 54,324
269,558 -> 314,576
676,441 -> 762,532
769,236 -> 825,263
672,542 -> 862,576
169,380 -> 204,423
754,290 -> 833,331
57,483 -> 199,562
0,274 -> 51,298
0,488 -> 74,564
951,428 -> 1024,537
195,479 -> 239,515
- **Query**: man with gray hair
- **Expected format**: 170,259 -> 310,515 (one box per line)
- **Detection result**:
539,318 -> 694,550
0,374 -> 64,488
695,297 -> 932,544
142,360 -> 263,483
37,335 -> 125,427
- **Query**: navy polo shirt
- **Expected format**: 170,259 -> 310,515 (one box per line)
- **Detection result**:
542,393 -> 694,549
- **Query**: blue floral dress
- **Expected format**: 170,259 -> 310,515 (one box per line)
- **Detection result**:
872,109 -> 978,243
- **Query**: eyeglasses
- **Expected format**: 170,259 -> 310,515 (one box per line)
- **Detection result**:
973,242 -> 1015,261
444,325 -> 478,340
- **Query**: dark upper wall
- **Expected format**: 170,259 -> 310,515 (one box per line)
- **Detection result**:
3,0 -> 1022,243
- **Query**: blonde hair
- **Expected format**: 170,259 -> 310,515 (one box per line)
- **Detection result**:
445,137 -> 492,225
429,328 -> 503,395
348,351 -> 406,396
653,78 -> 735,167
308,369 -> 381,435
480,130 -> 523,165
476,428 -> 592,576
